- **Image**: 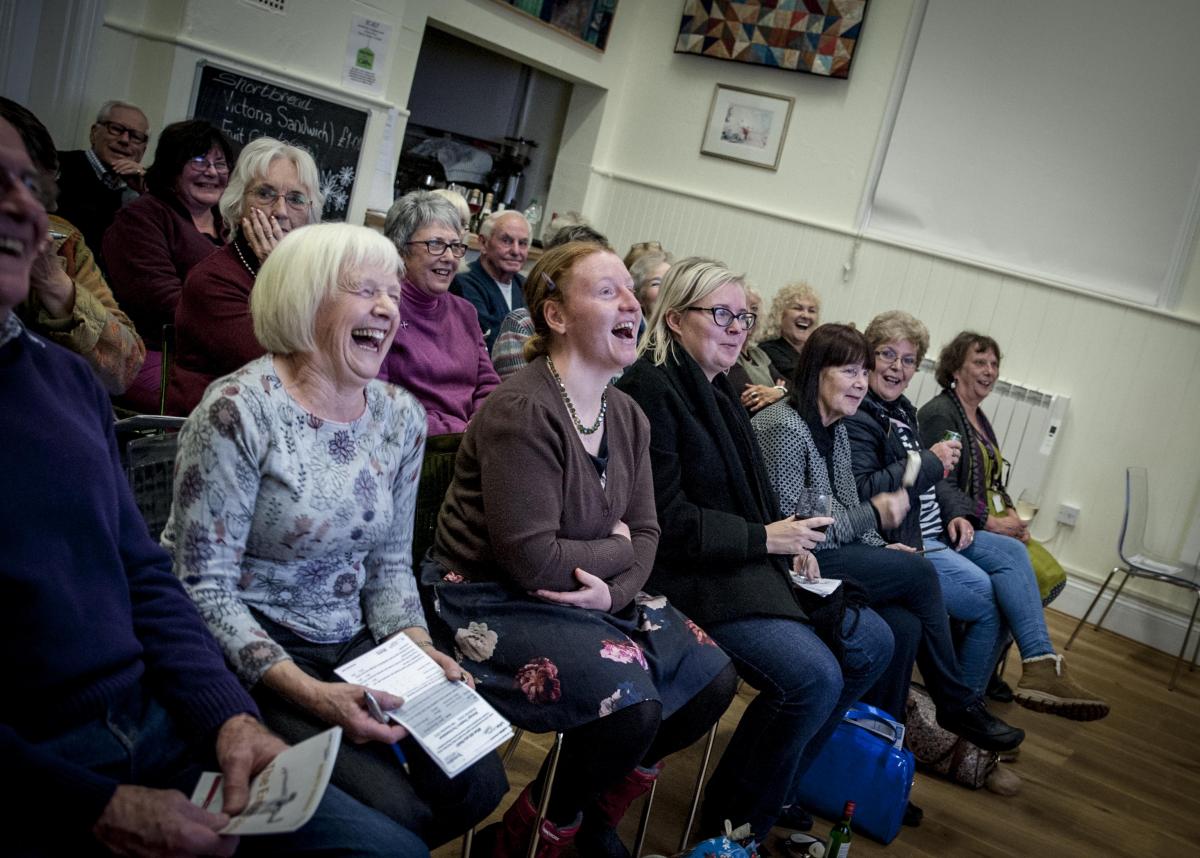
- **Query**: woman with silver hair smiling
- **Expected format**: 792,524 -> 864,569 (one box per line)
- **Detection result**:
164,223 -> 506,848
382,190 -> 499,435
168,136 -> 322,413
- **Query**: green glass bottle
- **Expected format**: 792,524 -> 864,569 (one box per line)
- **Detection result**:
826,800 -> 855,858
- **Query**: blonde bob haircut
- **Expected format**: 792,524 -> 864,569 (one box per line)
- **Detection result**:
863,310 -> 931,365
219,136 -> 323,236
251,223 -> 403,356
522,241 -> 613,362
761,281 -> 821,341
639,256 -> 746,367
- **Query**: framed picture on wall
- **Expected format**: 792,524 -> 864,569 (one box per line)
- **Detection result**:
700,83 -> 794,170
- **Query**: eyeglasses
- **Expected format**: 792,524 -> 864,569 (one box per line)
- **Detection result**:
342,282 -> 402,305
97,121 -> 149,145
406,238 -> 468,258
875,348 -> 919,369
687,306 -> 757,330
250,185 -> 311,211
186,156 -> 230,175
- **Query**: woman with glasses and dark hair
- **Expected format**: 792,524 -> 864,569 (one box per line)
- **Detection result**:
616,258 -> 894,847
103,119 -> 235,412
751,324 -> 1026,763
167,136 -> 322,414
381,190 -> 499,435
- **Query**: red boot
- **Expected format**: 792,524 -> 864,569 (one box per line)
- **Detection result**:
480,783 -> 581,858
576,763 -> 663,858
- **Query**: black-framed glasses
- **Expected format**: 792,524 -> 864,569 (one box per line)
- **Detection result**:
406,238 -> 468,258
250,185 -> 311,211
875,347 -> 918,369
186,156 -> 230,175
97,120 -> 149,145
687,306 -> 757,330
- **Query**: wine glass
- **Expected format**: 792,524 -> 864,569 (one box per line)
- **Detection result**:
795,488 -> 833,533
1016,488 -> 1040,524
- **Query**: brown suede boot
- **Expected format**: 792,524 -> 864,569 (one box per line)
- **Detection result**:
477,783 -> 581,858
1014,654 -> 1110,721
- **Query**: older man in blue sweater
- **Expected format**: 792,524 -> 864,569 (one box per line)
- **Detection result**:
0,116 -> 426,856
451,210 -> 529,351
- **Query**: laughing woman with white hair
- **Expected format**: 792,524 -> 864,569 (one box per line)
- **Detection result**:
168,136 -> 323,414
164,223 -> 507,847
381,190 -> 500,435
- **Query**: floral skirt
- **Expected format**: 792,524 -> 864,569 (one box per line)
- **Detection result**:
420,556 -> 731,734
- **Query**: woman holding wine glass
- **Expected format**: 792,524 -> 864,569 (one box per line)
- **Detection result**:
846,312 -> 1108,720
751,323 -> 1027,753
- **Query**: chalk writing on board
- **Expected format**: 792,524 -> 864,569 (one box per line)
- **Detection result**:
191,62 -> 369,220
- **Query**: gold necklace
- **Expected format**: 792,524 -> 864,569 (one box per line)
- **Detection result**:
546,355 -> 606,435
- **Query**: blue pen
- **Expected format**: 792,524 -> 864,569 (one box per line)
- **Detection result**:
364,690 -> 410,775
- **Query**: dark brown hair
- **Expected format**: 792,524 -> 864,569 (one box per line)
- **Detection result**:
145,119 -> 236,197
789,323 -> 873,414
934,331 -> 1003,389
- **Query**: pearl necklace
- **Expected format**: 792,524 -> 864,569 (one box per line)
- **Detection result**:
233,239 -> 259,278
546,355 -> 606,436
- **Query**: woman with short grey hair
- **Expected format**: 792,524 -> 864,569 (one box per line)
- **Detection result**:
380,190 -> 499,435
164,223 -> 507,847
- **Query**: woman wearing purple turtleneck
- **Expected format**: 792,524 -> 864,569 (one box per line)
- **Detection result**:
381,192 -> 499,435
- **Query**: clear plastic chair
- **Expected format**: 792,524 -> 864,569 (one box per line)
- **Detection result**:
1066,466 -> 1200,689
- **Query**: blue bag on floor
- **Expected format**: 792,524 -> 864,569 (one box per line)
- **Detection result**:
791,702 -> 914,844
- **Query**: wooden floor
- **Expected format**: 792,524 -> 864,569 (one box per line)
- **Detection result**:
433,610 -> 1200,857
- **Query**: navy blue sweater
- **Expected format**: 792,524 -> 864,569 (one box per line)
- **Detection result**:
0,322 -> 257,831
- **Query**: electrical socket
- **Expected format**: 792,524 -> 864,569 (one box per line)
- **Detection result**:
1057,503 -> 1080,527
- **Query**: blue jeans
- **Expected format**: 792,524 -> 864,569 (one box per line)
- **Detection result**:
15,686 -> 428,857
702,608 -> 893,839
927,531 -> 1054,692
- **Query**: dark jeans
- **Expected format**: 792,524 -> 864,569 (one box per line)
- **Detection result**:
251,613 -> 508,847
818,543 -> 976,720
13,684 -> 427,857
701,608 -> 894,839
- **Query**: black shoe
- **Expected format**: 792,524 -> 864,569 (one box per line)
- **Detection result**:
777,804 -> 814,831
903,801 -> 923,827
987,671 -> 1015,703
937,700 -> 1025,752
575,815 -> 631,858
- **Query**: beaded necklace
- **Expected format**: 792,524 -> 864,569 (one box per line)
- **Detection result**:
546,355 -> 606,435
233,238 -> 259,278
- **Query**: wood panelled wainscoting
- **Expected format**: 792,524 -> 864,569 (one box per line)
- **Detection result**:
583,172 -> 1200,628
433,610 -> 1200,857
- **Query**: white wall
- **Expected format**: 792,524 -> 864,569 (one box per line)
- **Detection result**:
582,2 -> 1200,626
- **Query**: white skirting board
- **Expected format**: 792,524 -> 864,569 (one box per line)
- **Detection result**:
1053,569 -> 1198,658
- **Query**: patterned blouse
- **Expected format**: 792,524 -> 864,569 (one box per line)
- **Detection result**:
751,400 -> 886,549
163,355 -> 428,685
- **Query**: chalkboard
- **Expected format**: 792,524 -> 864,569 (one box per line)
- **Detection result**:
190,61 -> 369,221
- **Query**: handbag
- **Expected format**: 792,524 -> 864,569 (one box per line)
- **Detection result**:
904,685 -> 996,789
791,702 -> 914,844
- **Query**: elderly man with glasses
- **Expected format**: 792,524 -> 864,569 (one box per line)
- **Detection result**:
451,209 -> 531,352
55,100 -> 151,267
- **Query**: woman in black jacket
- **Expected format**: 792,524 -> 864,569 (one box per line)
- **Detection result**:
617,258 -> 894,845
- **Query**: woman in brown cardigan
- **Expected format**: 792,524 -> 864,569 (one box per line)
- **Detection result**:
421,242 -> 736,858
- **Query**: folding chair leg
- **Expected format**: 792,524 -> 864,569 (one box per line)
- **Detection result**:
528,732 -> 565,858
460,827 -> 473,858
503,729 -> 525,767
1066,568 -> 1118,650
632,778 -> 657,858
678,722 -> 719,853
1094,570 -> 1131,631
1169,594 -> 1200,691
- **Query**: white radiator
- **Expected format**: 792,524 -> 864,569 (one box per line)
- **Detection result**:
904,361 -> 1070,504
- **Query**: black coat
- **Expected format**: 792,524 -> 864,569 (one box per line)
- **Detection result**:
616,349 -> 806,627
758,337 -> 800,383
54,150 -> 128,272
844,390 -> 978,547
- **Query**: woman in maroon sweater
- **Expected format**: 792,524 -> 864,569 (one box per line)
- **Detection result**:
422,242 -> 736,857
167,136 -> 322,415
104,120 -> 233,412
